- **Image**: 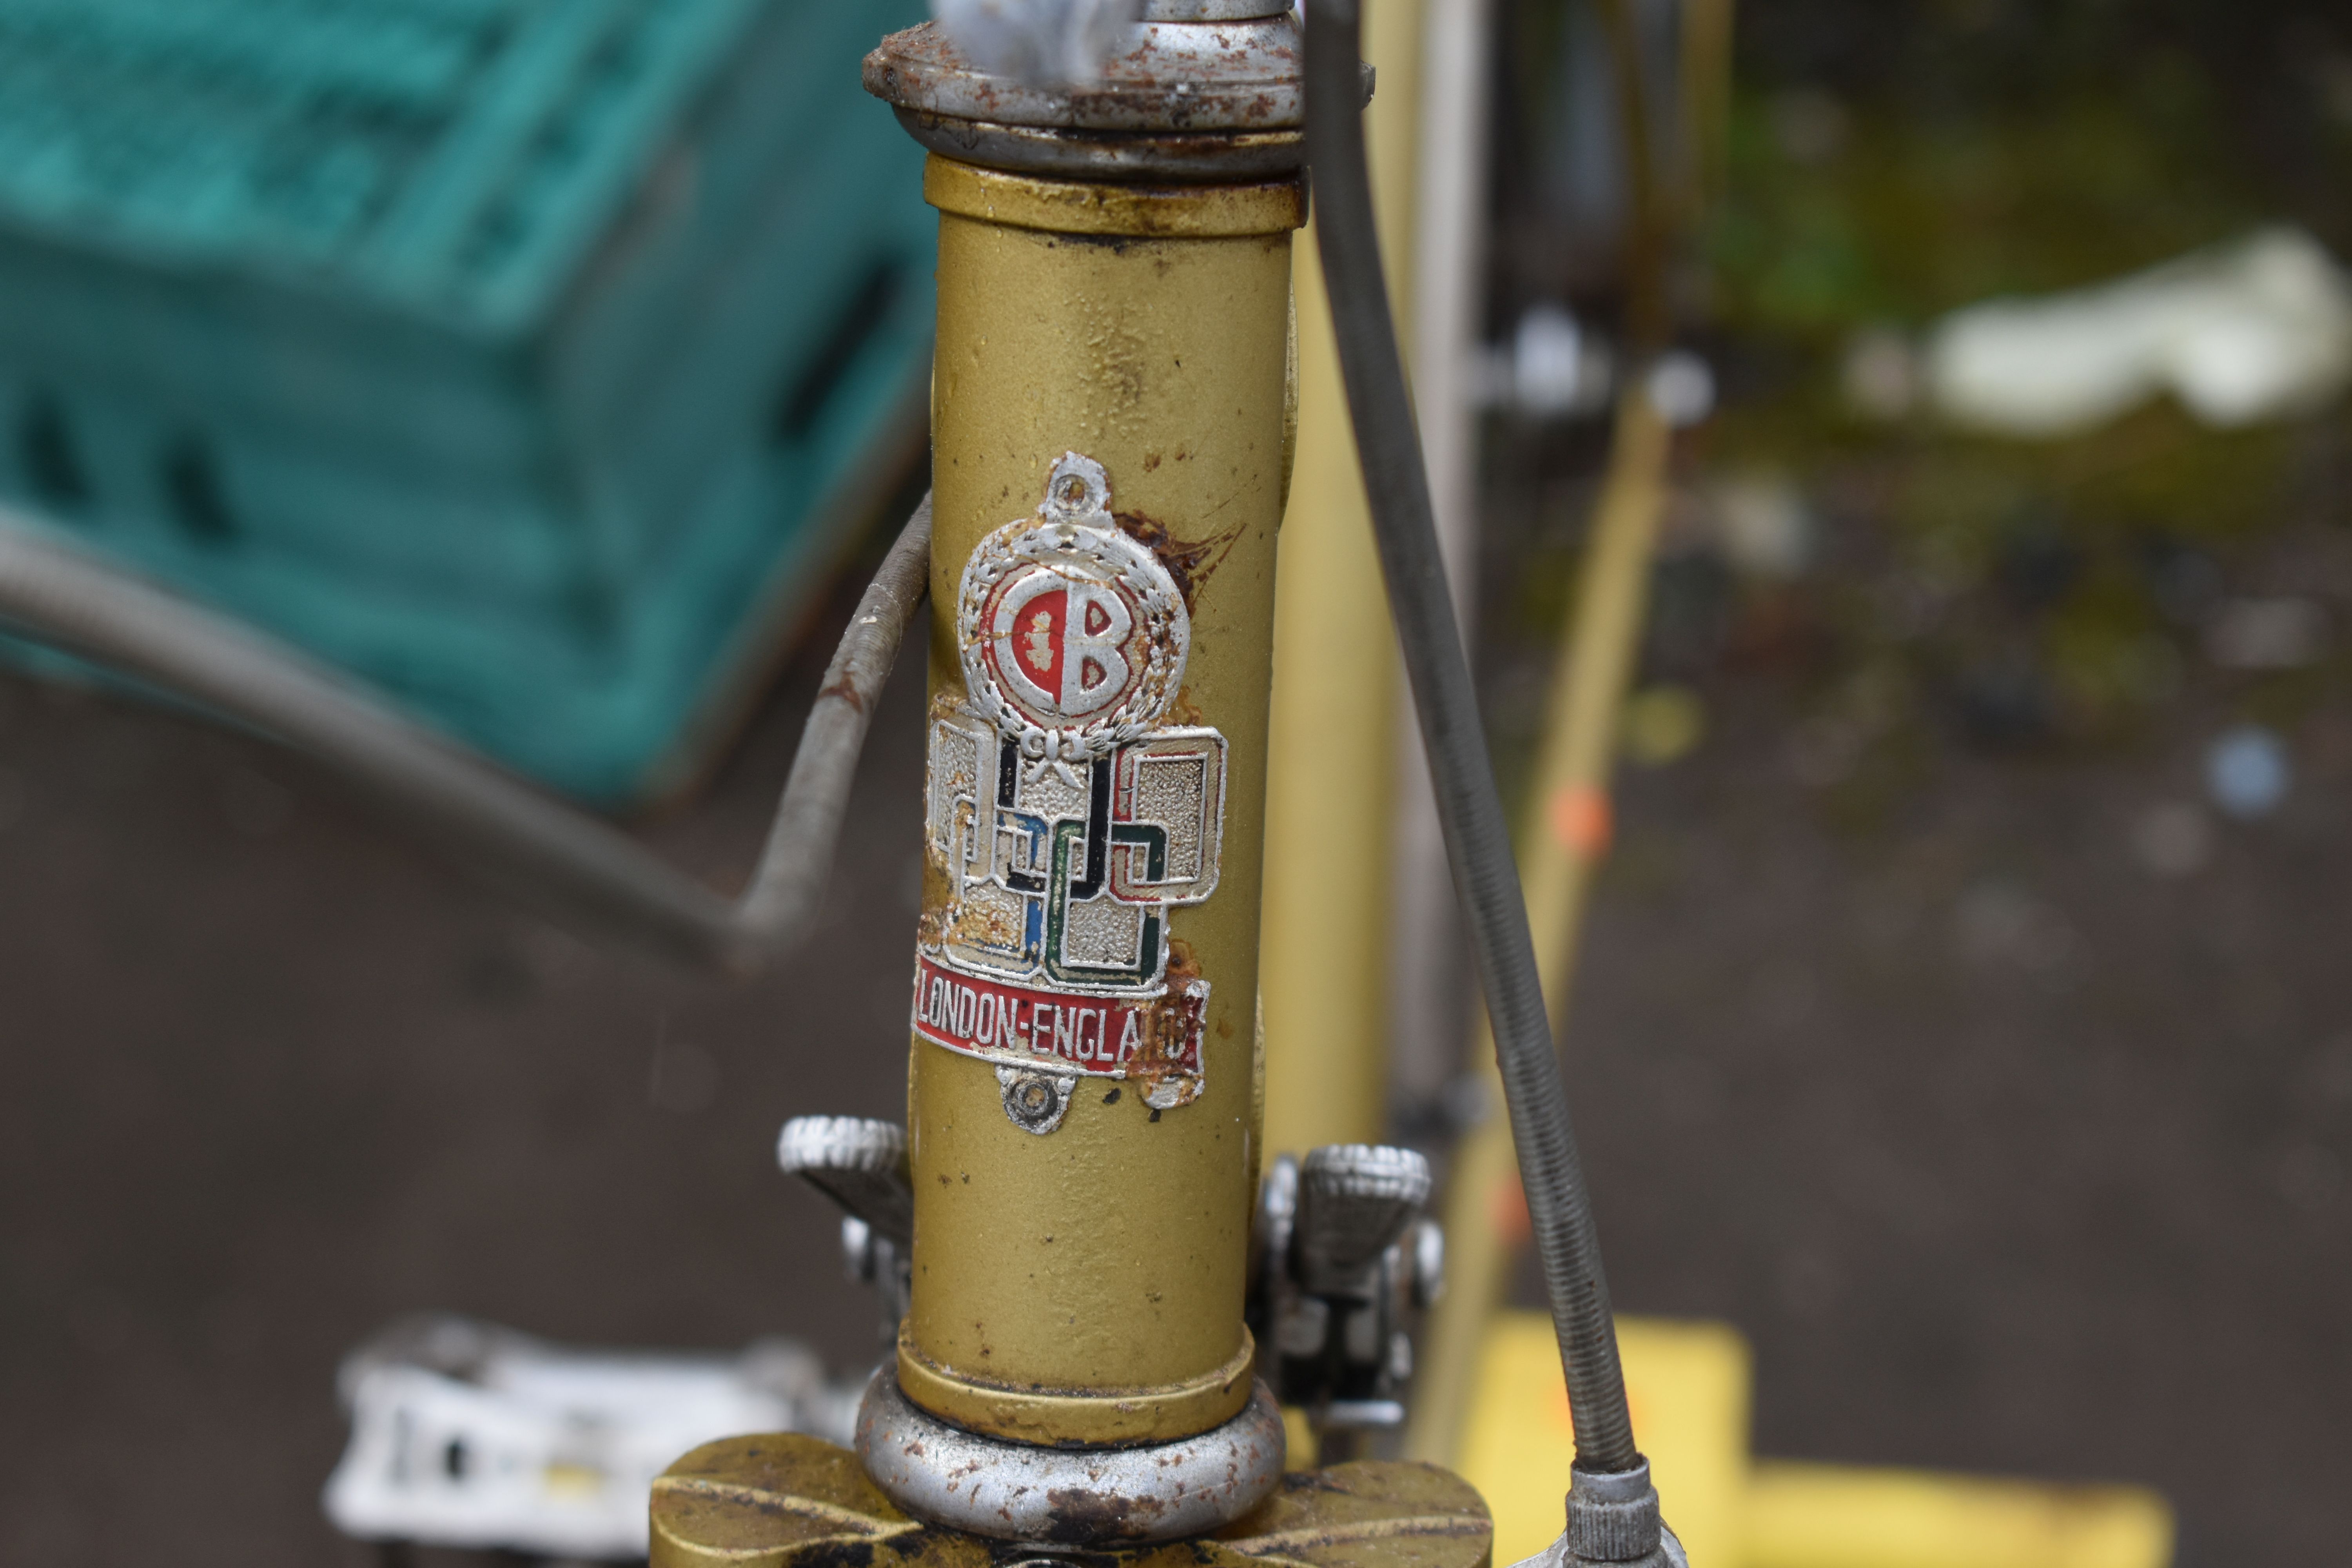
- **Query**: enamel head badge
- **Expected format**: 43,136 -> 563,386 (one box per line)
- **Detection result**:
914,454 -> 1226,1112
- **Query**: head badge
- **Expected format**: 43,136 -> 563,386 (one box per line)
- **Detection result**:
958,454 -> 1189,769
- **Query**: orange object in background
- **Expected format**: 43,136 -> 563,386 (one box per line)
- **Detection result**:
1491,1175 -> 1532,1247
1546,784 -> 1615,861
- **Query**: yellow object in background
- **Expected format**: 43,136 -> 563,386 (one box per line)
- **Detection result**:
1258,0 -> 1424,1158
1282,1405 -> 1319,1472
1456,1312 -> 2174,1568
1619,684 -> 1707,767
1742,1463 -> 2175,1568
1461,1314 -> 1749,1568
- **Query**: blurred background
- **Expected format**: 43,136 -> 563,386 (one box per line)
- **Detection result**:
2,0 -> 2348,1563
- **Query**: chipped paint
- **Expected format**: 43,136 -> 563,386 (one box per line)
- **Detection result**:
1117,508 -> 1250,613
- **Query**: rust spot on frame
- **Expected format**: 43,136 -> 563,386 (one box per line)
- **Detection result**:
1132,938 -> 1207,1109
1115,510 -> 1246,613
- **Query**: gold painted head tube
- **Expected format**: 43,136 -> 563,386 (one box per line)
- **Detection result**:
866,4 -> 1307,1449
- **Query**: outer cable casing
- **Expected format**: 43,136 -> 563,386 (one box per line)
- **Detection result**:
1299,0 -> 1639,1476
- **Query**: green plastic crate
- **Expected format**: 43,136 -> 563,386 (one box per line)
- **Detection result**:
0,0 -> 934,804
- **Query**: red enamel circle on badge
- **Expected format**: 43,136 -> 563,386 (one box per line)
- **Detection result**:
984,563 -> 1149,731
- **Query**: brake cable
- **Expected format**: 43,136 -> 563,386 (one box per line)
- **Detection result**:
1300,0 -> 1646,1500
0,493 -> 930,975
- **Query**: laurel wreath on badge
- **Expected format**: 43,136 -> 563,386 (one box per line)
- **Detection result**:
956,454 -> 1190,767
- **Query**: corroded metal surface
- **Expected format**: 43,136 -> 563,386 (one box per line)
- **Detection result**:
867,19 -> 1305,134
898,158 -> 1298,1446
893,111 -> 1305,182
652,1434 -> 1491,1568
1145,0 -> 1294,21
996,1062 -> 1078,1133
862,11 -> 1361,182
1218,1461 -> 1495,1568
855,1372 -> 1286,1542
649,1433 -> 941,1568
